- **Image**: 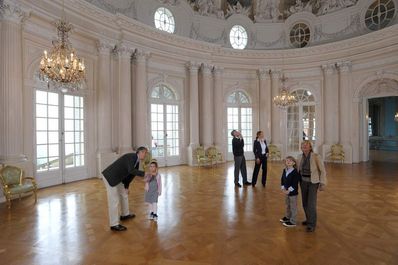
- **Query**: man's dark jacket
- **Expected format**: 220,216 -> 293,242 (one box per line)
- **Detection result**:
102,153 -> 145,188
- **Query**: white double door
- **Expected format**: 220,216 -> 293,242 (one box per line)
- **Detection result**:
35,90 -> 87,187
150,103 -> 180,166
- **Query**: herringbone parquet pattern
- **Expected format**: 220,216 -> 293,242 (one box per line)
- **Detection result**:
0,159 -> 397,265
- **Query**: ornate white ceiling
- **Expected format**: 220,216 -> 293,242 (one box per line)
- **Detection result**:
83,0 -> 397,49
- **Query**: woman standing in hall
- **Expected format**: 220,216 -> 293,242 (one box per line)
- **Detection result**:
296,140 -> 327,232
251,131 -> 269,187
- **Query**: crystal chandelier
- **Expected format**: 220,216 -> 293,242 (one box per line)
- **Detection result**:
273,73 -> 298,108
39,18 -> 86,92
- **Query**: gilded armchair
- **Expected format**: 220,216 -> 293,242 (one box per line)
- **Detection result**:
0,165 -> 38,209
327,144 -> 345,163
195,146 -> 210,167
205,146 -> 223,166
268,144 -> 281,161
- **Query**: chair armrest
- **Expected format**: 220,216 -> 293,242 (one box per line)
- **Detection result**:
22,176 -> 37,185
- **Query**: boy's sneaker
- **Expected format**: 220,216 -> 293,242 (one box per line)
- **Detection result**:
153,213 -> 158,221
283,221 -> 296,227
149,212 -> 154,220
279,217 -> 289,223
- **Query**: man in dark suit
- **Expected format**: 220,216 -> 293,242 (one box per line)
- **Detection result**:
102,146 -> 148,231
231,130 -> 250,187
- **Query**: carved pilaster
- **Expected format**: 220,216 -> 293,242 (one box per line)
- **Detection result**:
337,61 -> 352,73
0,1 -> 28,24
134,49 -> 150,63
321,63 -> 336,75
258,68 -> 270,80
201,63 -> 213,75
115,42 -> 134,59
96,40 -> 115,55
186,61 -> 201,73
213,66 -> 224,76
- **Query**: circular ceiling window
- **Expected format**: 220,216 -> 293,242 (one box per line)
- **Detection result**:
365,0 -> 395,31
154,7 -> 175,33
229,25 -> 248,50
289,23 -> 311,48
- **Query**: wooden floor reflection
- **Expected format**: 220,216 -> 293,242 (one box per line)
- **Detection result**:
1,160 -> 398,265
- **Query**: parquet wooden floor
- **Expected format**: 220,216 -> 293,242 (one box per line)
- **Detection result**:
0,159 -> 398,265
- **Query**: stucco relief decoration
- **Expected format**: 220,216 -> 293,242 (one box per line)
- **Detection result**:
84,0 -> 136,18
158,0 -> 181,5
255,0 -> 282,22
0,0 -> 28,22
316,0 -> 357,16
226,1 -> 251,17
190,23 -> 227,42
284,0 -> 312,16
190,0 -> 225,18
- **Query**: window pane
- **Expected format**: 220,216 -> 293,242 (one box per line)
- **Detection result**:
36,118 -> 47,131
48,132 -> 59,144
48,119 -> 59,131
65,132 -> 74,143
37,132 -> 47,145
48,92 -> 58,105
48,106 -> 58,118
64,95 -> 74,107
64,107 -> 74,119
48,144 -> 59,157
37,145 -> 48,158
36,104 -> 47,117
36,91 -> 47,104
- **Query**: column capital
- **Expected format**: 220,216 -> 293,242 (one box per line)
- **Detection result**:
201,63 -> 213,75
0,1 -> 28,24
337,61 -> 352,73
96,40 -> 115,54
186,61 -> 201,72
321,63 -> 336,75
115,42 -> 135,58
134,49 -> 150,62
213,66 -> 224,76
270,69 -> 282,79
258,68 -> 270,80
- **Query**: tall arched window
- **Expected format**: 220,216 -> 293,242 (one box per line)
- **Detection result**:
287,89 -> 316,153
226,91 -> 253,154
149,84 -> 180,165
